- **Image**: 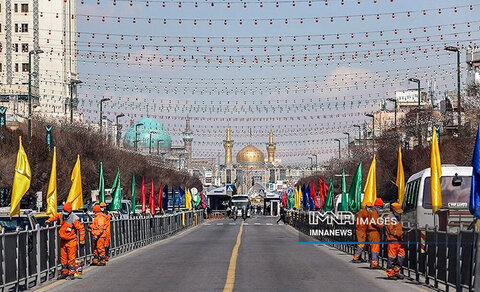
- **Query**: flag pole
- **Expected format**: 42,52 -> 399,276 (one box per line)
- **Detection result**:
476,219 -> 480,291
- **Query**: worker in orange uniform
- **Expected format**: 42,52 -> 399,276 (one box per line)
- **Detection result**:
367,198 -> 384,269
89,205 -> 108,266
385,202 -> 405,279
99,202 -> 111,261
352,203 -> 370,263
46,202 -> 85,279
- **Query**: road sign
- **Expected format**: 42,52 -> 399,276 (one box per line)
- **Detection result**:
226,184 -> 234,192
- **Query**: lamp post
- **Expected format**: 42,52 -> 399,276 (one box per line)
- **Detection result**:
408,77 -> 422,146
115,113 -> 125,147
445,46 -> 461,133
99,98 -> 111,132
134,123 -> 144,152
386,98 -> 397,129
334,139 -> 341,160
313,154 -> 318,172
28,49 -> 44,139
343,132 -> 350,157
353,124 -> 361,145
308,157 -> 313,170
365,114 -> 375,153
69,79 -> 82,123
157,139 -> 165,155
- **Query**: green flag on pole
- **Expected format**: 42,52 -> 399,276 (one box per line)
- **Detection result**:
287,189 -> 295,209
130,174 -> 136,214
348,163 -> 363,213
340,169 -> 349,211
98,162 -> 105,203
109,168 -> 122,211
324,177 -> 335,211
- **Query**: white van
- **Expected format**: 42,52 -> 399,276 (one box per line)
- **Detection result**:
402,165 -> 473,231
334,192 -> 365,214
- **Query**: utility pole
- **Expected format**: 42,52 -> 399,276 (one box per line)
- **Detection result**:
99,98 -> 111,133
408,78 -> 422,146
445,46 -> 461,134
69,79 -> 82,123
365,114 -> 375,153
353,124 -> 361,145
134,123 -> 144,152
386,98 -> 397,129
343,132 -> 350,157
115,113 -> 125,147
334,138 -> 341,160
27,49 -> 43,139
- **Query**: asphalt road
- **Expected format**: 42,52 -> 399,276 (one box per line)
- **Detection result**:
38,216 -> 430,292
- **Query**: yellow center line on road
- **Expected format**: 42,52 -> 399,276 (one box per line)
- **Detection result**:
223,223 -> 244,292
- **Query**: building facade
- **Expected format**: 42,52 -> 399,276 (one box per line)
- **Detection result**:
0,0 -> 78,122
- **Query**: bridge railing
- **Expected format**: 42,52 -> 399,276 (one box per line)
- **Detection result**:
0,210 -> 204,291
287,210 -> 477,292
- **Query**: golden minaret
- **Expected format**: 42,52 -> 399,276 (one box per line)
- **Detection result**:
223,126 -> 234,164
266,129 -> 276,163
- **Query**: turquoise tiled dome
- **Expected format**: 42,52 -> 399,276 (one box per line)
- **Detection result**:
124,117 -> 172,150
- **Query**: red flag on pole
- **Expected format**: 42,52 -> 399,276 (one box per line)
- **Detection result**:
310,180 -> 319,209
141,176 -> 146,215
149,179 -> 156,215
157,183 -> 164,214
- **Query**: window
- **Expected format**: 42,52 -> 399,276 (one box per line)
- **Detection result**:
0,24 -> 2,33
422,176 -> 471,209
269,169 -> 275,183
15,63 -> 19,72
403,178 -> 420,212
14,24 -> 18,33
13,43 -> 18,52
21,24 -> 28,32
21,43 -> 28,52
14,4 -> 18,12
0,63 -> 2,72
21,4 -> 28,13
226,169 -> 231,184
22,63 -> 29,72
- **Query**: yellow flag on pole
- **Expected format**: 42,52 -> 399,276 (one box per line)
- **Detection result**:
9,136 -> 31,218
185,189 -> 192,210
46,147 -> 57,217
396,146 -> 406,205
66,155 -> 83,210
431,127 -> 442,213
362,154 -> 377,207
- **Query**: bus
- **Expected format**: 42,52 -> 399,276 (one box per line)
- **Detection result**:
231,195 -> 251,218
402,165 -> 473,231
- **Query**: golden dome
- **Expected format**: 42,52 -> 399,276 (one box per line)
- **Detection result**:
236,144 -> 265,163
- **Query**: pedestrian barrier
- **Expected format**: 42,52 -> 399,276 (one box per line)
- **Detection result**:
287,210 -> 478,292
0,210 -> 204,291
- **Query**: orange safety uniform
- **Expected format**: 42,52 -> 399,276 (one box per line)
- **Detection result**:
385,211 -> 405,278
103,212 -> 111,260
367,208 -> 383,268
47,212 -> 85,276
90,210 -> 109,265
353,207 -> 369,261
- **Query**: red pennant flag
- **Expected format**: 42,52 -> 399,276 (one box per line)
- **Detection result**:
149,179 -> 156,215
310,180 -> 319,210
141,176 -> 146,215
157,183 -> 164,214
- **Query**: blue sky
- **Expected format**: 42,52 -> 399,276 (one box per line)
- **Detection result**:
75,0 -> 480,165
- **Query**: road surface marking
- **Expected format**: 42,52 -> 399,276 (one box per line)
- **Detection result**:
223,224 -> 244,292
266,223 -> 273,225
229,222 -> 236,225
254,222 -> 260,225
205,223 -> 211,225
217,223 -> 224,225
243,223 -> 248,225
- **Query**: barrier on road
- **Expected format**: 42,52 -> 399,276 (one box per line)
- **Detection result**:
0,210 -> 204,291
287,210 -> 478,292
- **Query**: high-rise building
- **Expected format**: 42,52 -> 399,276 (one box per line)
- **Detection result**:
0,0 -> 78,122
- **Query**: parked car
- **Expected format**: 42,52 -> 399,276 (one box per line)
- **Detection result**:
0,208 -> 38,232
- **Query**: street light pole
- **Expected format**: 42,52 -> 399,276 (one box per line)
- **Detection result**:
115,113 -> 125,147
69,80 -> 82,123
343,132 -> 350,157
308,157 -> 313,170
445,46 -> 461,134
99,98 -> 111,133
334,139 -> 341,160
353,124 -> 361,145
313,154 -> 318,172
27,49 -> 43,139
386,98 -> 397,129
134,123 -> 144,152
365,114 -> 375,153
408,78 -> 422,146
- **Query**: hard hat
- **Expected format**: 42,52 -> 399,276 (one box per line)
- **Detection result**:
63,202 -> 73,213
93,205 -> 101,212
99,202 -> 107,208
374,198 -> 384,207
365,202 -> 374,207
391,202 -> 403,214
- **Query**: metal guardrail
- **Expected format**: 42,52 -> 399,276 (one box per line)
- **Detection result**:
0,210 -> 204,291
287,210 -> 477,292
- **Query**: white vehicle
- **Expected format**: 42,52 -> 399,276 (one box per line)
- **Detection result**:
334,192 -> 365,214
402,165 -> 473,231
231,195 -> 251,218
